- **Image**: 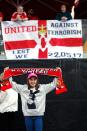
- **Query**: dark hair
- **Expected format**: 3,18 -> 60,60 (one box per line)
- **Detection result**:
27,78 -> 39,90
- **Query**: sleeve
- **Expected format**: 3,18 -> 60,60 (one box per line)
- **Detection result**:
11,12 -> 17,21
0,91 -> 7,103
71,6 -> 75,19
42,77 -> 58,94
55,13 -> 61,20
67,12 -> 72,20
9,77 -> 26,93
0,89 -> 18,113
22,12 -> 28,20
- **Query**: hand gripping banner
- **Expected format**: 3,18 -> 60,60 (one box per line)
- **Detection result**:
1,67 -> 67,95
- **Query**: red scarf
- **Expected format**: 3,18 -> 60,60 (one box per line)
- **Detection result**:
2,68 -> 67,94
0,80 -> 12,91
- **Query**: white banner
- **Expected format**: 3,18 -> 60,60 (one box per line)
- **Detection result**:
1,20 -> 83,59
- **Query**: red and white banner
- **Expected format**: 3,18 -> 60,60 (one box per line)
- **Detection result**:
1,20 -> 83,59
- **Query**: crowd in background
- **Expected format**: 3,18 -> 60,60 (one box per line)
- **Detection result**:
0,0 -> 79,21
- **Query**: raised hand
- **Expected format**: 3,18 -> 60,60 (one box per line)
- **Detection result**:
74,0 -> 79,7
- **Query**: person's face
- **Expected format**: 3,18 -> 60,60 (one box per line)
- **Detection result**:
17,6 -> 24,13
61,5 -> 66,13
28,77 -> 37,88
